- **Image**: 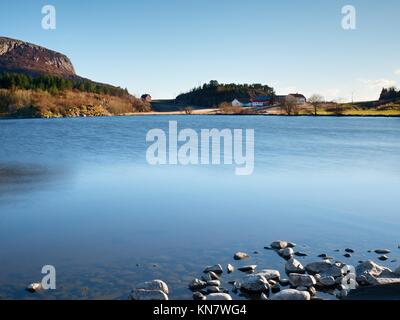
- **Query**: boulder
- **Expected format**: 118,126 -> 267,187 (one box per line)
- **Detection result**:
135,280 -> 169,295
271,240 -> 289,250
305,261 -> 333,274
238,265 -> 257,273
204,264 -> 223,274
207,280 -> 221,287
281,248 -> 294,258
256,269 -> 281,281
374,249 -> 391,254
234,252 -> 250,260
189,279 -> 207,291
285,258 -> 305,274
240,274 -> 270,293
206,293 -> 232,300
207,286 -> 220,294
130,289 -> 168,300
288,273 -> 316,287
270,289 -> 311,301
355,260 -> 388,284
319,276 -> 336,287
193,292 -> 206,300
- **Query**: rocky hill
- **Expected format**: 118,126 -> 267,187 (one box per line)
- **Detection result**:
0,36 -> 75,77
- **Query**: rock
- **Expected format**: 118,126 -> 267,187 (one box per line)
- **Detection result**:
375,249 -> 391,254
207,280 -> 221,287
336,289 -> 348,299
281,248 -> 294,258
305,261 -> 333,274
355,260 -> 389,284
206,293 -> 232,301
130,289 -> 168,300
308,286 -> 317,296
288,274 -> 316,287
193,292 -> 206,300
319,276 -> 336,287
320,263 -> 344,278
270,289 -> 311,301
26,283 -> 43,293
344,253 -> 352,258
204,264 -> 223,274
287,242 -> 297,248
296,286 -> 308,291
234,252 -> 250,260
364,269 -> 400,286
345,248 -> 355,253
227,264 -> 234,274
271,284 -> 281,293
260,293 -> 269,300
238,265 -> 257,272
285,258 -> 305,274
279,278 -> 290,286
378,255 -> 389,261
255,269 -> 280,281
135,280 -> 169,295
318,254 -> 328,258
271,240 -> 288,250
189,279 -> 207,291
240,274 -> 270,293
254,251 -> 259,254
207,286 -> 220,294
208,271 -> 220,280
294,251 -> 308,257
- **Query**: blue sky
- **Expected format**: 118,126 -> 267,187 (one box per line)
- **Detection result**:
1,0 -> 399,101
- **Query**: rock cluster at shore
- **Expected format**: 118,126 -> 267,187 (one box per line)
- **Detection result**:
124,240 -> 399,300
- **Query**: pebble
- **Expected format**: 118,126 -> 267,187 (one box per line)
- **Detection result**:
234,252 -> 250,260
294,251 -> 308,257
281,247 -> 294,258
238,265 -> 257,273
206,293 -> 232,301
345,248 -> 355,253
204,265 -> 223,274
227,264 -> 234,274
375,249 -> 391,254
344,253 -> 352,258
378,255 -> 389,261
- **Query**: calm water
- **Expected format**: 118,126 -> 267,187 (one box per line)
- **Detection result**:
0,116 -> 399,300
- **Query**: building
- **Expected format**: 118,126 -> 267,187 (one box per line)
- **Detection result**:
232,96 -> 273,108
288,93 -> 307,105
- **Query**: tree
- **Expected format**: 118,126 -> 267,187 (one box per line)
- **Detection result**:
281,95 -> 298,115
184,106 -> 194,114
308,94 -> 324,116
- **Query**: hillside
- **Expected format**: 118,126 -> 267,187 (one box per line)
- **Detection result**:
0,36 -> 151,118
176,80 -> 275,107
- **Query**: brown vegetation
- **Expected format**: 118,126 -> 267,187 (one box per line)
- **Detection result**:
0,89 -> 151,118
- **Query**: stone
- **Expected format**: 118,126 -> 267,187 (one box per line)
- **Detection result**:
355,260 -> 389,284
193,292 -> 206,300
270,289 -> 311,301
206,293 -> 232,300
320,263 -> 344,278
271,240 -> 288,250
378,255 -> 389,261
234,252 -> 250,260
279,278 -> 290,286
260,293 -> 269,300
285,258 -> 305,274
240,274 -> 270,293
189,279 -> 207,291
227,264 -> 234,274
294,251 -> 308,257
207,286 -> 220,294
308,286 -> 317,296
130,289 -> 168,300
319,276 -> 336,287
375,249 -> 391,254
281,248 -> 294,258
287,242 -> 297,248
255,269 -> 281,280
238,265 -> 257,272
135,280 -> 169,295
336,289 -> 348,299
26,283 -> 43,293
204,264 -> 223,274
288,273 -> 316,287
345,248 -> 354,253
344,253 -> 352,258
318,254 -> 328,258
305,261 -> 333,274
207,280 -> 221,287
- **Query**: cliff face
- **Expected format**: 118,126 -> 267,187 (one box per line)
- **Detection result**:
0,36 -> 76,77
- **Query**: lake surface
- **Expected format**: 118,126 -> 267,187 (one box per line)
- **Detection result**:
0,116 -> 399,300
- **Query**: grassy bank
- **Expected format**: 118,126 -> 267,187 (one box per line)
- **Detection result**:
0,89 -> 151,118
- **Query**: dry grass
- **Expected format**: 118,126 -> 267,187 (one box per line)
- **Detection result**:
0,89 -> 151,118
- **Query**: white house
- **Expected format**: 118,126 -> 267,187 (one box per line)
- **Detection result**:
288,93 -> 307,105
